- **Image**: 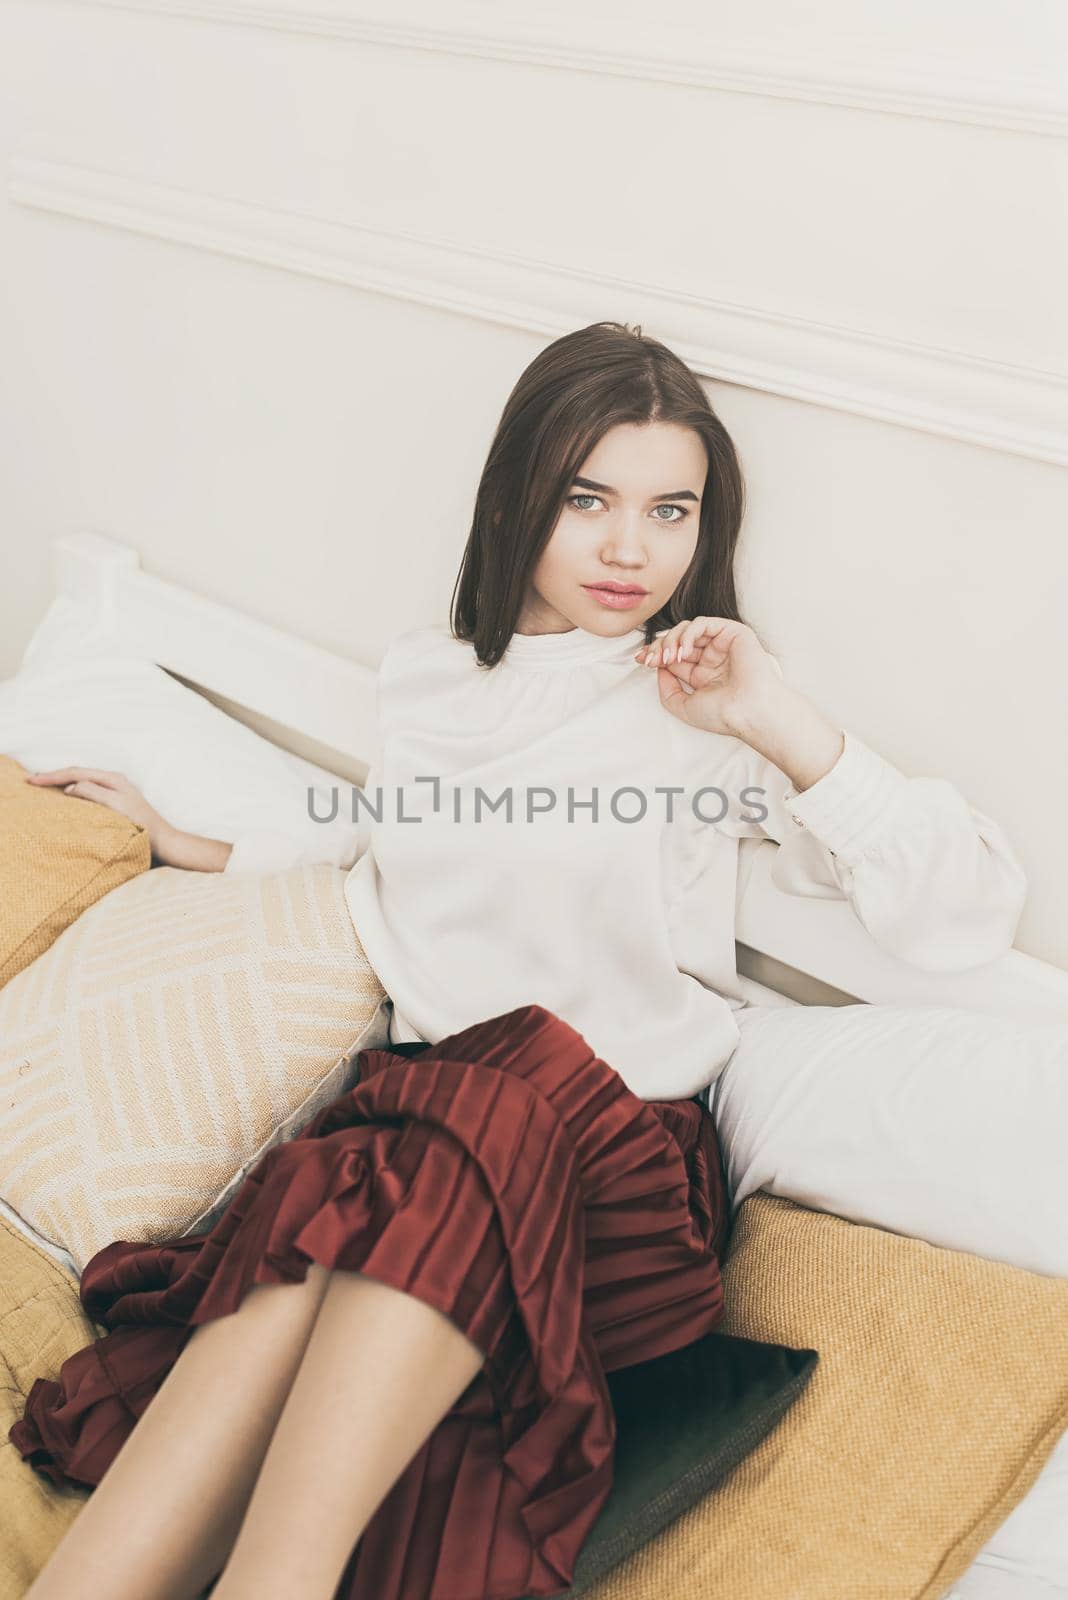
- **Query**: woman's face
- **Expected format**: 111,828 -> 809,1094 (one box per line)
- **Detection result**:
517,421 -> 707,637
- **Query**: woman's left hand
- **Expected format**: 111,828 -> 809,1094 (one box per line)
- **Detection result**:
24,767 -> 175,858
634,617 -> 783,737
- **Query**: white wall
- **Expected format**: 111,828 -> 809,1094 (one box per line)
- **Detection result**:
1,0 -> 1066,967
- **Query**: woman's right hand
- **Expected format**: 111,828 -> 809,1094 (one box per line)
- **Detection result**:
23,767 -> 233,871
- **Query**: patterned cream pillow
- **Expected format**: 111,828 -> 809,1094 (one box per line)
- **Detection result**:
0,864 -> 389,1271
0,753 -> 150,988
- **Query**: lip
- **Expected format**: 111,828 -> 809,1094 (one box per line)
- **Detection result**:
582,583 -> 648,610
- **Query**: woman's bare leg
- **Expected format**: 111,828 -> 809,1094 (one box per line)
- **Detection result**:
24,1263 -> 334,1600
211,1271 -> 488,1600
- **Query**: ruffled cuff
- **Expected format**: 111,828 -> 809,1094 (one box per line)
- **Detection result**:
780,729 -> 912,865
223,831 -> 308,875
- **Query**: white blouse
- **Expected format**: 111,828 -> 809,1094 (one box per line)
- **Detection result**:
225,622 -> 1028,1101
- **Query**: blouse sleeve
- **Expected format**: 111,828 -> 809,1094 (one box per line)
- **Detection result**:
224,634 -> 406,877
717,725 -> 1028,973
223,817 -> 367,875
223,752 -> 384,874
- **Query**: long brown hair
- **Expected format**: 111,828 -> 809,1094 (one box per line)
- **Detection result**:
450,321 -> 748,669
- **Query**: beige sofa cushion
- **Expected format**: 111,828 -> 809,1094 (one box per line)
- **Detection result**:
586,1192 -> 1068,1600
0,754 -> 150,988
0,863 -> 388,1271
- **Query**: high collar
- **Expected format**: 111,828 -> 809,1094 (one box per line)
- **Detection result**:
501,624 -> 647,669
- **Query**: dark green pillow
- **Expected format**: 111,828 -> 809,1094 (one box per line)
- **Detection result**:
522,1331 -> 818,1598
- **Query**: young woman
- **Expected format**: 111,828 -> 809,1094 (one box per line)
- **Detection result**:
13,321 -> 1028,1600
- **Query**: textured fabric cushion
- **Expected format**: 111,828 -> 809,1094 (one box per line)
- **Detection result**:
581,1193 -> 1068,1600
0,753 -> 150,988
0,863 -> 388,1271
559,1331 -> 818,1596
0,1195 -> 78,1282
0,1213 -> 99,1600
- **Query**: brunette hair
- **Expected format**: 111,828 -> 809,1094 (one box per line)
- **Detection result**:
450,320 -> 748,668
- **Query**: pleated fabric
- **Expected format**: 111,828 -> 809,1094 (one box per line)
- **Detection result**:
10,1002 -> 730,1600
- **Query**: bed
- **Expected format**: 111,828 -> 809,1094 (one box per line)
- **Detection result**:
3,529 -> 1067,1600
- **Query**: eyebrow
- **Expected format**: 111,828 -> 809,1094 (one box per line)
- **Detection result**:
571,475 -> 700,503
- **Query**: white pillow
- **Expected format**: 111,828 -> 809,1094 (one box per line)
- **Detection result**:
0,591 -> 357,865
709,999 -> 1068,1279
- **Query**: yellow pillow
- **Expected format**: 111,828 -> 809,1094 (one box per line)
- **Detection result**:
0,754 -> 150,987
0,1214 -> 98,1600
587,1193 -> 1068,1600
0,863 -> 388,1271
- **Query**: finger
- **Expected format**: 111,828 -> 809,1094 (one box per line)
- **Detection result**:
678,618 -> 735,660
656,664 -> 697,716
643,627 -> 684,668
62,781 -> 117,804
662,664 -> 697,695
25,767 -> 123,787
657,653 -> 698,687
662,622 -> 700,665
654,618 -> 731,667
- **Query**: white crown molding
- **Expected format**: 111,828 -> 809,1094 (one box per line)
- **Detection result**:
10,155 -> 1066,466
64,0 -> 1068,137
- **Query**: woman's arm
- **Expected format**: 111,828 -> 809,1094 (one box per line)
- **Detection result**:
639,619 -> 1029,973
731,707 -> 1028,972
156,826 -> 233,872
23,768 -> 235,869
23,768 -> 366,875
728,680 -> 845,796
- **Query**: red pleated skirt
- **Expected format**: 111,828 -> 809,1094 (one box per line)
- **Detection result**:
10,1002 -> 730,1600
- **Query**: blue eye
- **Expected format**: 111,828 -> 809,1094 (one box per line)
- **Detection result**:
566,493 -> 690,524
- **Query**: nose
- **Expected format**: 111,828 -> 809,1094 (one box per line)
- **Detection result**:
601,511 -> 650,569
